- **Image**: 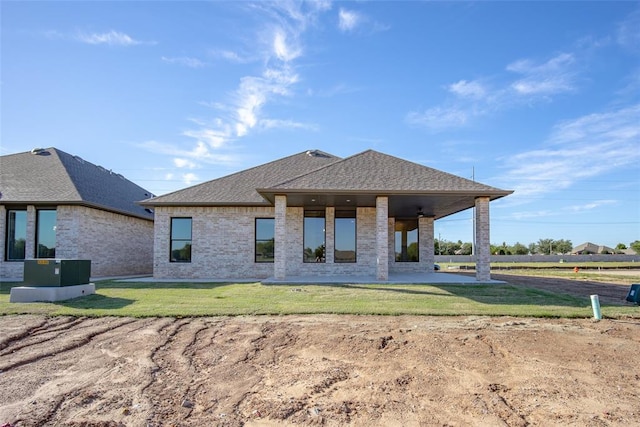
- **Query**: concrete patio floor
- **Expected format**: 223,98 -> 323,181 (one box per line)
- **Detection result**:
113,271 -> 505,285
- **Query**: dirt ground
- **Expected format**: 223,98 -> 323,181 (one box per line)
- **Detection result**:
1,275 -> 639,426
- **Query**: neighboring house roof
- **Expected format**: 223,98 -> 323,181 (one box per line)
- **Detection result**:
0,148 -> 154,220
571,242 -> 616,254
142,149 -> 341,206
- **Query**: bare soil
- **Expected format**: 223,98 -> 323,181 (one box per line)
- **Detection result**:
1,275 -> 639,427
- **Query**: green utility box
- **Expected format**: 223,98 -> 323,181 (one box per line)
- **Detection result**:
626,284 -> 640,305
23,259 -> 91,287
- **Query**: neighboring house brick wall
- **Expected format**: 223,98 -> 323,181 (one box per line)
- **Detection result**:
1,204 -> 153,280
59,206 -> 153,277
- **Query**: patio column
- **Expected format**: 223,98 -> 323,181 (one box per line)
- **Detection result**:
274,195 -> 287,280
419,216 -> 435,273
376,196 -> 389,281
475,196 -> 491,281
26,205 -> 36,259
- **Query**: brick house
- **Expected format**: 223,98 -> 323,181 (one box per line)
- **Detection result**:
0,148 -> 154,280
142,149 -> 512,282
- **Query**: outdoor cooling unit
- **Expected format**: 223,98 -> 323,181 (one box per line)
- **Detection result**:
23,259 -> 91,287
626,284 -> 640,305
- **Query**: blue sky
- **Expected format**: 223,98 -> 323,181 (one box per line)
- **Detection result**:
2,1 -> 639,249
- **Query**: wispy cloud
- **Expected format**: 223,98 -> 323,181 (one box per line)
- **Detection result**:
161,56 -> 205,68
408,52 -> 579,131
406,106 -> 471,130
148,2 -> 331,169
564,200 -> 617,213
498,104 -> 640,198
76,30 -> 149,46
507,53 -> 576,96
339,8 -> 361,32
448,80 -> 487,99
616,7 -> 640,53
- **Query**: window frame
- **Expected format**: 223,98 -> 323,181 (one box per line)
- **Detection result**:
36,209 -> 57,259
255,218 -> 275,263
394,218 -> 419,262
334,210 -> 356,263
303,210 -> 326,263
5,209 -> 27,261
170,217 -> 192,263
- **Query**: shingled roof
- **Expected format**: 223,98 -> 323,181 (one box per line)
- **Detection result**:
265,150 -> 505,193
142,149 -> 341,206
0,148 -> 154,220
144,148 -> 512,219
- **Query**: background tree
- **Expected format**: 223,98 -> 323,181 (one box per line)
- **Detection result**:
528,243 -> 538,254
555,239 -> 573,254
615,243 -> 627,251
510,242 -> 529,255
537,238 -> 555,255
631,241 -> 640,254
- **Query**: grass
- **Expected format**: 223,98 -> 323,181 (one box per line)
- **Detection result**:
1,277 -> 638,319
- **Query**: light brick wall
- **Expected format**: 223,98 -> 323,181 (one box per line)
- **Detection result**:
153,206 -> 276,279
152,205 -> 387,280
0,204 -> 153,280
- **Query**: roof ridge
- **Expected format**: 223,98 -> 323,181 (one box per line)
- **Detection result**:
46,148 -> 84,200
266,149 -> 370,189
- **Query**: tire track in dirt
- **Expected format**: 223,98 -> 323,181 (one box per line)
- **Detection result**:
0,317 -> 136,372
0,317 -> 88,356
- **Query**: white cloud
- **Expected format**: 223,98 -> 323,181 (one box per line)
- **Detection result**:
76,30 -> 146,46
260,118 -> 318,131
616,7 -> 640,52
273,29 -> 301,62
173,158 -> 198,169
498,104 -> 640,198
161,56 -> 205,68
210,49 -> 252,63
507,53 -> 576,96
339,9 -> 361,32
140,140 -> 238,166
182,173 -> 199,186
448,80 -> 487,99
406,106 -> 470,130
564,200 -> 617,212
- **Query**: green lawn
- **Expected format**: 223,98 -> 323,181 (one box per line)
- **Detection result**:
1,279 -> 638,318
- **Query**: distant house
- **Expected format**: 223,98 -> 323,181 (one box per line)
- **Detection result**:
0,148 -> 154,280
141,149 -> 512,282
571,242 -> 616,255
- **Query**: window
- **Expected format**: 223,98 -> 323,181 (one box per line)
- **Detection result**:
335,211 -> 356,263
170,218 -> 192,262
395,219 -> 418,262
255,218 -> 275,263
6,210 -> 27,261
304,210 -> 325,263
36,209 -> 56,258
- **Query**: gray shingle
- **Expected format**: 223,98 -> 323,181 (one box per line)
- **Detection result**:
268,149 -> 506,193
144,150 -> 341,206
0,148 -> 154,220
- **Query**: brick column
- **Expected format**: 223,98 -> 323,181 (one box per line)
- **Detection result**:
376,196 -> 389,280
26,205 -> 36,259
475,197 -> 491,281
274,195 -> 287,280
419,216 -> 435,273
